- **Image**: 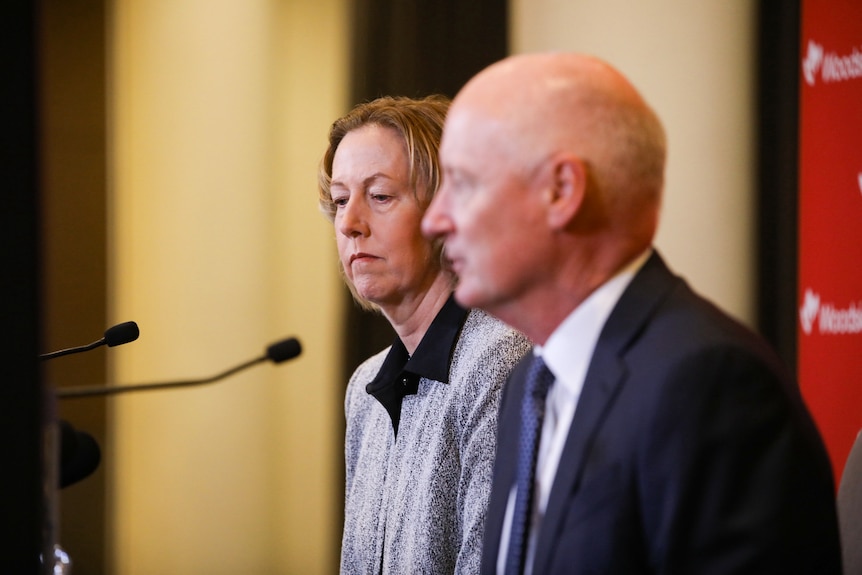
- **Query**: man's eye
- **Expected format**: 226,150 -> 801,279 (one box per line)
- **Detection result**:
443,172 -> 470,196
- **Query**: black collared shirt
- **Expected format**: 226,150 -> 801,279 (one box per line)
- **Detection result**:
365,294 -> 469,437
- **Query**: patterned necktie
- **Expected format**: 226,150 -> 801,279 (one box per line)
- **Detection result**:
505,355 -> 555,575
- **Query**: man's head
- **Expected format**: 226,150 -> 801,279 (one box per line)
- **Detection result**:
422,52 -> 667,342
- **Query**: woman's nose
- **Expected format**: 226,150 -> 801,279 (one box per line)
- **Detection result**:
338,196 -> 368,237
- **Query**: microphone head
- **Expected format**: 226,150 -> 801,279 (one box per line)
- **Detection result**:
266,337 -> 302,364
104,321 -> 140,347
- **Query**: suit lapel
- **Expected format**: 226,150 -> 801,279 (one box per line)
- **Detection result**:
531,252 -> 680,574
531,341 -> 626,573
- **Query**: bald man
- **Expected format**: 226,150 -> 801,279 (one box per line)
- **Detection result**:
422,53 -> 841,575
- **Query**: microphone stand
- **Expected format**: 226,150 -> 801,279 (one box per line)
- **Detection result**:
37,321 -> 138,574
57,337 -> 302,399
42,333 -> 300,573
57,356 -> 268,399
41,384 -> 72,574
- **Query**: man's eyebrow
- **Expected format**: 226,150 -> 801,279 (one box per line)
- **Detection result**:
443,165 -> 473,183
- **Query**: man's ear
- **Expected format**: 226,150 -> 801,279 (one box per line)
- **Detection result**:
546,154 -> 586,230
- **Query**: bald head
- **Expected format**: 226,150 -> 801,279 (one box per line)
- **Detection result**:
449,53 -> 667,240
423,52 -> 668,340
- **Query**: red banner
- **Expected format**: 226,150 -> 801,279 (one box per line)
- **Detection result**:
799,0 -> 862,482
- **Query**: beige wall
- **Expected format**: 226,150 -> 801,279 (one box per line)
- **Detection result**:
107,0 -> 347,572
511,0 -> 757,326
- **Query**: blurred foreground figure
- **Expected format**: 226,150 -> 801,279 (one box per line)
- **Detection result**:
422,52 -> 842,575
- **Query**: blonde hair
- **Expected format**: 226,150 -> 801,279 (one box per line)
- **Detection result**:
318,95 -> 449,220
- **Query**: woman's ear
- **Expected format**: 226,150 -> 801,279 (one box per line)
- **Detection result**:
546,154 -> 587,230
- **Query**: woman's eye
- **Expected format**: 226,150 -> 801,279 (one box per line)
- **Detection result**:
332,197 -> 348,208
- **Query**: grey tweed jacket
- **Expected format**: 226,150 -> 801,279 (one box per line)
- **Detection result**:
340,308 -> 531,575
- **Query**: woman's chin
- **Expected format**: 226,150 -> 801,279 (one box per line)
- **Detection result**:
355,286 -> 388,307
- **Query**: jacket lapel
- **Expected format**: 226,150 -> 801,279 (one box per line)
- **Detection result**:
530,339 -> 626,573
531,251 -> 679,574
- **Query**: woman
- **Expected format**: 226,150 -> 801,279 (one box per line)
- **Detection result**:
318,95 -> 531,574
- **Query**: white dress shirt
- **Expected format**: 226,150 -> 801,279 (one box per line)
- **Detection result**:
497,250 -> 650,575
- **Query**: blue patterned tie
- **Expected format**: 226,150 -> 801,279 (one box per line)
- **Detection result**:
505,355 -> 555,575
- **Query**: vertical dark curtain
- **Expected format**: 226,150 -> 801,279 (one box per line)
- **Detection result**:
756,0 -> 800,370
0,1 -> 43,572
342,0 -> 508,378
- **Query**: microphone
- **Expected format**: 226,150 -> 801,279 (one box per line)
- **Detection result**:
39,321 -> 140,361
57,336 -> 302,399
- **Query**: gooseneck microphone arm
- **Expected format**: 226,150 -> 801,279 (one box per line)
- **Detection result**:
58,357 -> 265,397
39,321 -> 140,496
39,321 -> 140,361
57,337 -> 302,399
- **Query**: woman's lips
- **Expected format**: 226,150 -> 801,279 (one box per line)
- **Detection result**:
350,252 -> 377,265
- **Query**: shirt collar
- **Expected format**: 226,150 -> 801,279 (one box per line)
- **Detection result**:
536,249 -> 651,393
365,293 -> 469,437
403,293 -> 468,383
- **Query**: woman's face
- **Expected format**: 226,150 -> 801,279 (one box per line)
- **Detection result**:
330,124 -> 439,309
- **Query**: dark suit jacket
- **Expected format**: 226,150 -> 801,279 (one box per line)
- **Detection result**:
481,252 -> 842,574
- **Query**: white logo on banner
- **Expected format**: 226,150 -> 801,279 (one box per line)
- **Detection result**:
800,288 -> 862,335
800,289 -> 821,334
803,41 -> 824,86
802,39 -> 862,86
